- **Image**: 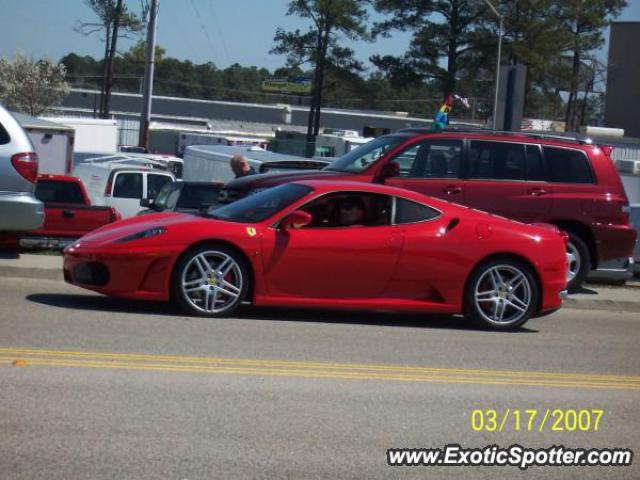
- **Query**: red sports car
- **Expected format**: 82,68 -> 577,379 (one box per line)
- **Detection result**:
63,181 -> 568,330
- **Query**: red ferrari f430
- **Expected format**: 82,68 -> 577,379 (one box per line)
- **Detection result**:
64,181 -> 568,330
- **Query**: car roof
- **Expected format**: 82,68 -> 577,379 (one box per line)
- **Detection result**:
399,127 -> 596,149
291,179 -> 440,202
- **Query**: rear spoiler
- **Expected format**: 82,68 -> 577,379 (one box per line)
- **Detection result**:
258,159 -> 331,173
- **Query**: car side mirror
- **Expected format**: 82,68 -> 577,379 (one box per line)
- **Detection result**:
280,210 -> 312,230
378,161 -> 400,181
140,198 -> 154,208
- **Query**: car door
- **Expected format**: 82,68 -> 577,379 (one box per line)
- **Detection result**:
109,171 -> 144,219
384,196 -> 460,301
261,191 -> 403,299
464,141 -> 553,222
384,138 -> 466,203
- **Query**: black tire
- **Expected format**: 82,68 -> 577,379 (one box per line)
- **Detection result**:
565,232 -> 590,293
463,257 -> 540,330
171,245 -> 249,317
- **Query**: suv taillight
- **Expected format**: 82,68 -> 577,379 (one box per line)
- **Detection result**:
621,205 -> 631,225
11,152 -> 39,183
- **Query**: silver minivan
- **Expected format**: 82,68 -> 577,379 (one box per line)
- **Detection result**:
0,104 -> 44,231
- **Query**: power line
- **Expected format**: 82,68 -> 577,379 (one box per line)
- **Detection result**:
189,0 -> 219,65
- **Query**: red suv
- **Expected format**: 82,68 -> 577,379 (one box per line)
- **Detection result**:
220,129 -> 636,291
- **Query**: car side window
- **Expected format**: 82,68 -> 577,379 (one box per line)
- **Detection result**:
147,174 -> 173,199
392,140 -> 462,178
469,141 -> 526,181
394,197 -> 441,224
0,122 -> 9,145
299,192 -> 392,228
113,173 -> 143,199
525,145 -> 545,181
543,147 -> 594,183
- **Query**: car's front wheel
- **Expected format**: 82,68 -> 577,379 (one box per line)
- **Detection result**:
172,245 -> 248,317
464,258 -> 539,330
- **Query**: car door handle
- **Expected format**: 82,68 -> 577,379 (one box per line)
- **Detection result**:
443,185 -> 462,195
527,187 -> 548,196
62,210 -> 75,218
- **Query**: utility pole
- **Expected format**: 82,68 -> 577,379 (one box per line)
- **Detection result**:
139,0 -> 159,149
482,0 -> 503,130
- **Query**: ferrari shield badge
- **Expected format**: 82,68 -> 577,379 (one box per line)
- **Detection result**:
246,227 -> 257,237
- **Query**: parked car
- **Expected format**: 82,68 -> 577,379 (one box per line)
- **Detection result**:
219,129 -> 636,292
138,181 -> 223,215
17,174 -> 121,250
63,181 -> 568,330
258,159 -> 331,173
0,104 -> 44,232
73,156 -> 175,218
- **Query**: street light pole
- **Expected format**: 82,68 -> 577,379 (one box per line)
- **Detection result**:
139,0 -> 159,149
482,0 -> 503,130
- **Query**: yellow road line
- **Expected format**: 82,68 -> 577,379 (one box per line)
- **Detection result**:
1,347 -> 638,382
0,357 -> 638,390
0,348 -> 639,390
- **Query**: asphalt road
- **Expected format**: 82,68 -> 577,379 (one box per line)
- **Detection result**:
0,276 -> 639,479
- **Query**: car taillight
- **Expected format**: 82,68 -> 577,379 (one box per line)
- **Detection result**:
104,178 -> 113,197
11,152 -> 39,183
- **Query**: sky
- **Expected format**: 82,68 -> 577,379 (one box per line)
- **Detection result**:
1,0 -> 639,73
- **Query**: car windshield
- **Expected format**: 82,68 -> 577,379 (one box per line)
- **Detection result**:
207,183 -> 313,223
324,136 -> 405,173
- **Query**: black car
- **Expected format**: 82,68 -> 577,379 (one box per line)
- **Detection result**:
139,181 -> 223,215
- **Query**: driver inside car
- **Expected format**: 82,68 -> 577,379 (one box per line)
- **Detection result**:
338,196 -> 366,226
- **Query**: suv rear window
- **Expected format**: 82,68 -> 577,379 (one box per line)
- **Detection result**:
36,180 -> 85,204
543,147 -> 594,183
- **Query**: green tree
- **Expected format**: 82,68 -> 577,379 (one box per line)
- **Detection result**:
554,0 -> 626,131
371,0 -> 495,100
0,54 -> 70,116
75,0 -> 143,117
271,0 -> 370,140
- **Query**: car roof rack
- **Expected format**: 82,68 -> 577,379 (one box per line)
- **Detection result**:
398,126 -> 594,145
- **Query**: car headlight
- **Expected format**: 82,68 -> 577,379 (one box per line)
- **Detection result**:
114,226 -> 166,243
248,187 -> 268,196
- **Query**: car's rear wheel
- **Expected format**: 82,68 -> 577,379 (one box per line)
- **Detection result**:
565,233 -> 590,293
464,258 -> 539,330
172,245 -> 248,317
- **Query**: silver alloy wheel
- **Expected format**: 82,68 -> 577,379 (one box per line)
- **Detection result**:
566,241 -> 581,283
474,265 -> 532,325
181,250 -> 243,313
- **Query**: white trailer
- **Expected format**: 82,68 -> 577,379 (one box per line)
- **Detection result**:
315,129 -> 373,158
45,117 -> 118,153
13,113 -> 74,174
183,145 -> 308,184
177,131 -> 271,156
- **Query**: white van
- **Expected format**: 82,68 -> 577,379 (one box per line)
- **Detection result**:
73,156 -> 174,218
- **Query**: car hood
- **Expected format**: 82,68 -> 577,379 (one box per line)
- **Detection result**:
69,212 -> 197,246
224,169 -> 346,189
